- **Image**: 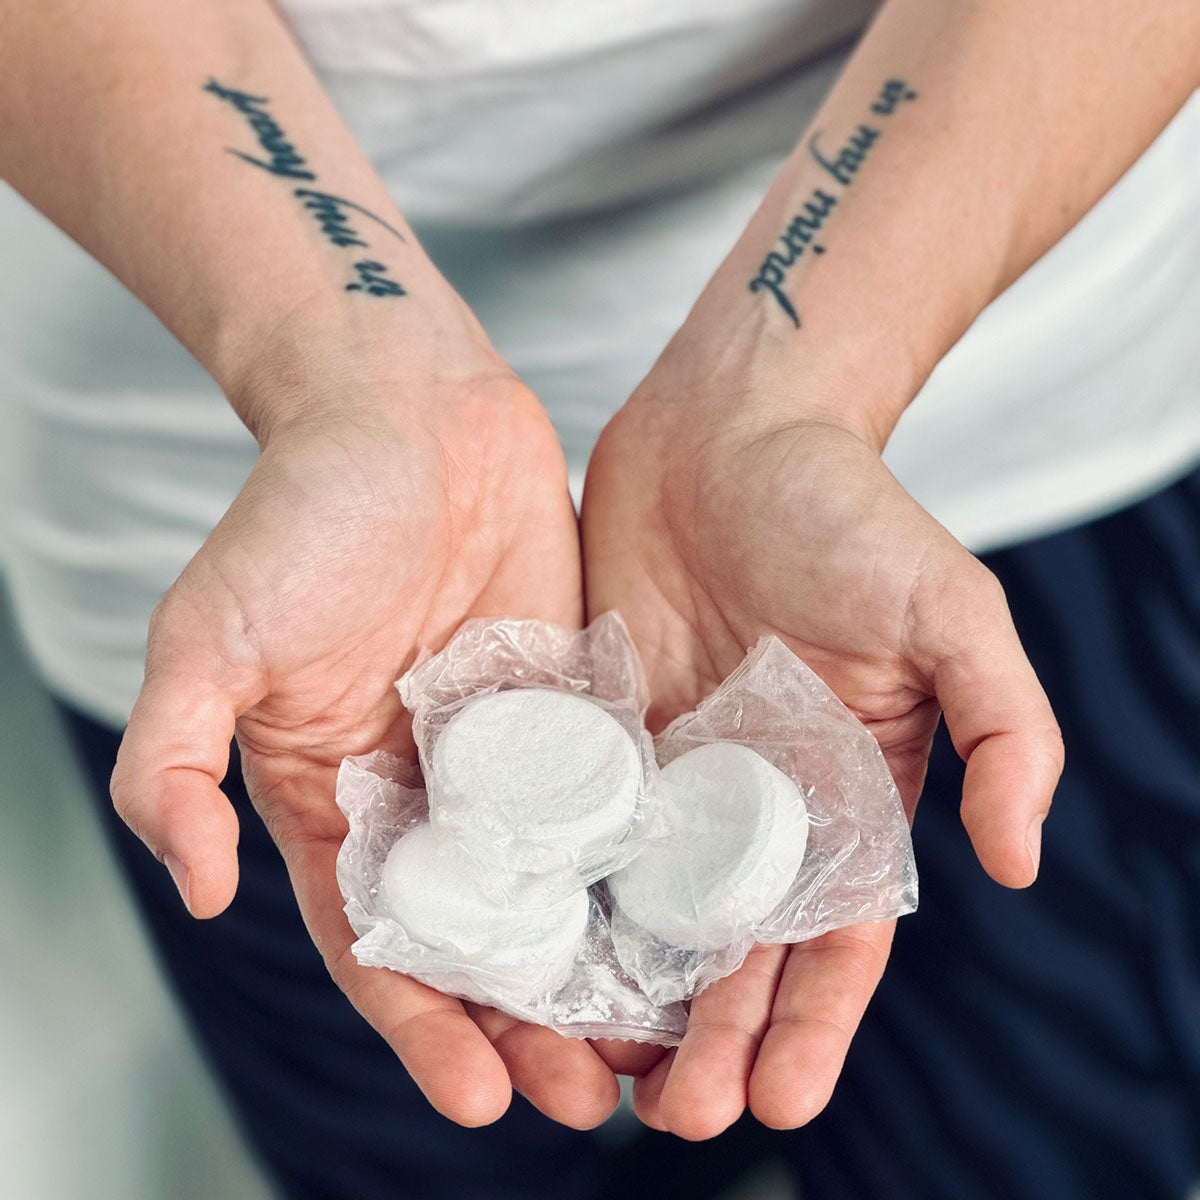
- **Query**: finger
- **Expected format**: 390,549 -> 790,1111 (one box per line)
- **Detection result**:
932,571 -> 1063,887
268,784 -> 512,1127
631,1047 -> 675,1131
748,921 -> 894,1129
468,1005 -> 620,1129
656,943 -> 788,1141
589,1038 -> 669,1077
111,665 -> 242,919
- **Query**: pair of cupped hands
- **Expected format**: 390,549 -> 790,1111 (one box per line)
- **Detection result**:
110,301 -> 1062,1140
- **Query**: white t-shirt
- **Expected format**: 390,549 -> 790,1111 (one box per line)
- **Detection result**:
1,0 -> 1198,728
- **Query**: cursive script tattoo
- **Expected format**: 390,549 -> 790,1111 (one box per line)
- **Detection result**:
748,78 -> 918,326
205,78 -> 407,297
294,189 -> 407,248
346,259 -> 406,297
808,125 -> 880,187
745,190 -> 836,326
203,79 -> 315,180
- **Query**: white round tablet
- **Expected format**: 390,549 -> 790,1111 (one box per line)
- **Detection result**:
428,688 -> 642,875
381,823 -> 589,1000
607,742 -> 809,952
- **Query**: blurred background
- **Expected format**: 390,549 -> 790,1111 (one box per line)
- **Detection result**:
0,579 -> 276,1200
0,180 -> 268,1200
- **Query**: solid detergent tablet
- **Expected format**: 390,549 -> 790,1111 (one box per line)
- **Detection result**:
429,688 -> 642,874
381,823 -> 589,999
608,742 -> 809,952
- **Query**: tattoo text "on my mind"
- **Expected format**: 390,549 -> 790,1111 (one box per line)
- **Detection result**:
748,78 -> 918,327
204,79 -> 407,297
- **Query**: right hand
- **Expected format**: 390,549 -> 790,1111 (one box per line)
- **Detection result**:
109,343 -> 623,1129
583,365 -> 1064,1138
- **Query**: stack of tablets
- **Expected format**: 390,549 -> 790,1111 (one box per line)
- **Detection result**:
381,687 -> 642,1001
381,687 -> 812,1003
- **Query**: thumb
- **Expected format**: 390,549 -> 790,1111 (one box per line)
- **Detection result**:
930,569 -> 1064,888
111,611 -> 247,918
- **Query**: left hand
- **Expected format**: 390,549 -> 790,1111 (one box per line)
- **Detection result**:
110,360 -> 622,1130
581,352 -> 1063,1139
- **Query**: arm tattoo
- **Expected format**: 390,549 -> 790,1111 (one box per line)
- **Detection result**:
204,79 -> 407,298
748,79 -> 918,327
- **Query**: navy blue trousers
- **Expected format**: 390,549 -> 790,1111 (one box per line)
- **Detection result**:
59,469 -> 1200,1200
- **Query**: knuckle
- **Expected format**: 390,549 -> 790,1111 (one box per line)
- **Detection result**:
1044,721 -> 1066,770
108,760 -> 132,814
145,593 -> 177,655
109,778 -> 154,852
975,562 -> 1009,608
109,753 -> 145,826
949,562 -> 1012,636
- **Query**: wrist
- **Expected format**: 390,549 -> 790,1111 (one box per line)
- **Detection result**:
639,289 -> 920,457
211,266 -> 508,445
644,62 -> 1015,455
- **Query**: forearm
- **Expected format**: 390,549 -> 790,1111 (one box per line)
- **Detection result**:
661,0 -> 1198,450
0,0 -> 492,439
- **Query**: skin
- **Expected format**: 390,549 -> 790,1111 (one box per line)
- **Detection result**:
110,374 -> 631,1128
581,0 -> 1196,1139
583,407 -> 1061,1136
2,0 -> 1196,1142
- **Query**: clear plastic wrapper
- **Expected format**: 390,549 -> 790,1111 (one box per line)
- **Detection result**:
608,635 -> 918,1006
335,748 -> 688,1043
397,614 -> 663,901
335,616 -> 915,1039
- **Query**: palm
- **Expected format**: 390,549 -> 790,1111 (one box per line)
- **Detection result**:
584,404 -> 1061,1136
115,381 -> 623,1129
222,394 -> 582,833
594,417 -> 952,776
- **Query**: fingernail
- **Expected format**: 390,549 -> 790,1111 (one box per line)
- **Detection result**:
1025,816 -> 1044,878
163,853 -> 191,913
